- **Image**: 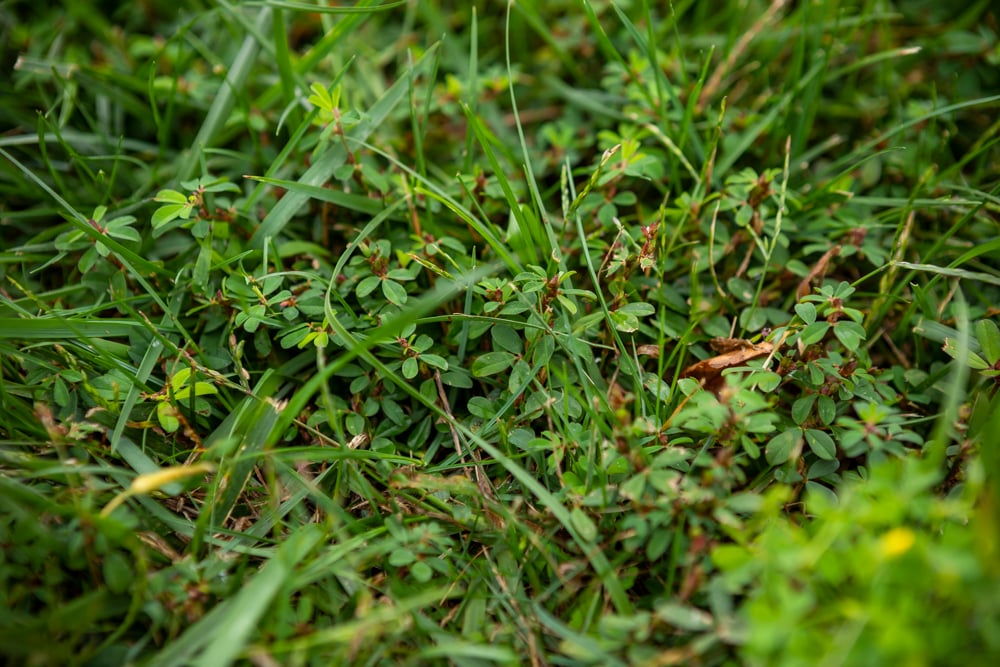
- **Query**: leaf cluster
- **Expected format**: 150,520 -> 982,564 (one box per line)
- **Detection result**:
1,1 -> 999,665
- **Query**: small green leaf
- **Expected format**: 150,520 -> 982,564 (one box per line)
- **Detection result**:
382,279 -> 408,305
471,351 -> 516,377
157,402 -> 180,433
153,189 -> 188,204
78,248 -> 100,272
386,268 -> 413,282
792,396 -> 816,425
610,310 -> 640,333
508,359 -> 532,393
766,429 -> 801,465
741,435 -> 761,458
53,376 -> 70,407
440,369 -> 473,388
151,204 -> 192,231
175,381 -> 218,401
617,301 -> 655,316
740,306 -> 767,331
389,548 -> 415,567
805,429 -> 837,460
102,551 -> 134,594
644,373 -> 671,402
976,319 -> 1000,364
194,243 -> 211,290
751,370 -> 781,392
420,353 -> 448,370
556,294 -> 578,314
201,180 -> 240,194
833,321 -> 866,351
410,560 -> 433,583
345,411 -> 365,435
467,397 -> 495,418
727,277 -> 755,302
108,217 -> 140,241
491,324 -> 523,355
799,321 -> 830,346
413,334 -> 434,352
795,302 -> 817,324
170,367 -> 193,392
817,395 -> 836,425
382,398 -> 406,425
964,351 -> 991,370
55,229 -> 86,251
805,480 -> 839,506
532,334 -> 555,367
655,602 -> 714,631
308,82 -> 334,111
356,275 -> 380,298
807,458 -> 839,480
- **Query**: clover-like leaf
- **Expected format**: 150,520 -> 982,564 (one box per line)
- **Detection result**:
471,351 -> 516,377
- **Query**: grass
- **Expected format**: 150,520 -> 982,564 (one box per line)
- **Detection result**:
2,1 -> 1000,665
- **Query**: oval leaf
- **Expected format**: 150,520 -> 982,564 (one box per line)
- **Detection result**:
382,279 -> 408,305
471,351 -> 516,377
805,429 -> 837,460
766,429 -> 802,466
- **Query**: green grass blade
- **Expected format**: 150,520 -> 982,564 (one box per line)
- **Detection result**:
0,318 -> 143,339
145,525 -> 324,667
250,43 -> 440,246
177,7 -> 273,181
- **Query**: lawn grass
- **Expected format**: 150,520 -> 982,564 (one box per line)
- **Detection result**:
2,1 -> 1000,665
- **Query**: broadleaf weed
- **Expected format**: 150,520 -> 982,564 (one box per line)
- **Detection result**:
2,1 -> 999,665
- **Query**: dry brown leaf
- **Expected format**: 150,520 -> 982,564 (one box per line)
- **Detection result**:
708,337 -> 765,353
680,340 -> 774,396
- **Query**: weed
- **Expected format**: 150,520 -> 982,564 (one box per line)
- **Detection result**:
2,1 -> 999,665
